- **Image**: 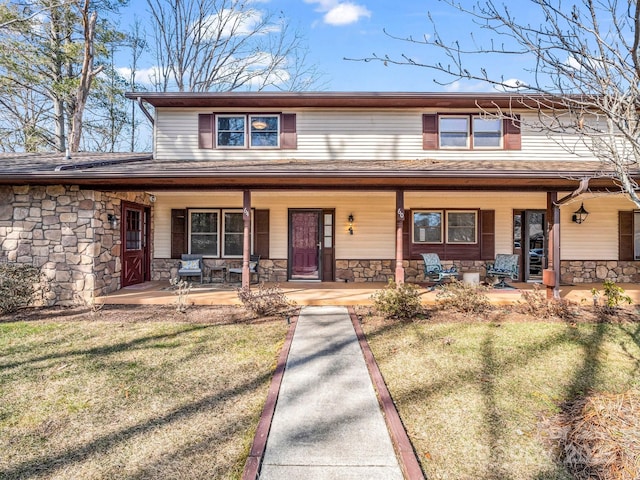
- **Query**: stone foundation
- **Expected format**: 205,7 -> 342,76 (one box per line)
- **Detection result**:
0,185 -> 152,306
560,260 -> 640,284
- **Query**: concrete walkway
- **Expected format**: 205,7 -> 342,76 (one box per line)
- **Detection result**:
258,306 -> 405,479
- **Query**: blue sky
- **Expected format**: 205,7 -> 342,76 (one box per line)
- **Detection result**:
119,0 -> 536,92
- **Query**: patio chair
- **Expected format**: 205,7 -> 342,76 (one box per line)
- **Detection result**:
227,255 -> 260,284
421,253 -> 459,290
486,253 -> 519,289
177,254 -> 203,283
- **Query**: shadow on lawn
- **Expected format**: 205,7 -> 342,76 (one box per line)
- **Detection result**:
0,364 -> 272,479
0,323 -> 212,371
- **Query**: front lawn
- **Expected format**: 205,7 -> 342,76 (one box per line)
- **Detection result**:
361,315 -> 640,480
0,306 -> 288,480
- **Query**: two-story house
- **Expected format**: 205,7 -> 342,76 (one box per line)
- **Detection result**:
1,92 -> 639,306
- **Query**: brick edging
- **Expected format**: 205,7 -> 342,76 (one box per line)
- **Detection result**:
241,313 -> 299,480
348,307 -> 426,480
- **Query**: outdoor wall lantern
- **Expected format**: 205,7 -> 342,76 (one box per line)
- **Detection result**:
572,203 -> 589,224
107,213 -> 118,229
348,214 -> 354,235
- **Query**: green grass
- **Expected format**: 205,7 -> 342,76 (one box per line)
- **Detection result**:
0,313 -> 288,480
362,318 -> 640,480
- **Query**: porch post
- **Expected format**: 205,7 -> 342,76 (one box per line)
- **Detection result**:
242,190 -> 251,289
546,192 -> 561,299
395,190 -> 405,284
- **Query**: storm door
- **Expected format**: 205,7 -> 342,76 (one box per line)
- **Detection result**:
121,202 -> 150,287
513,210 -> 546,282
289,210 -> 322,280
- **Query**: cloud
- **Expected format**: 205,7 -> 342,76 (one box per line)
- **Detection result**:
199,8 -> 280,39
305,1 -> 371,26
117,66 -> 161,87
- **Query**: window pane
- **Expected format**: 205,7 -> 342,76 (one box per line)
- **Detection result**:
250,115 -> 279,147
440,117 -> 468,131
440,132 -> 468,147
447,212 -> 476,243
473,117 -> 502,147
413,211 -> 442,243
190,211 -> 218,256
439,117 -> 469,148
191,235 -> 217,255
224,212 -> 244,257
217,116 -> 245,147
191,212 -> 218,233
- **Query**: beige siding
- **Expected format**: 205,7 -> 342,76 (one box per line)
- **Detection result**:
153,190 -> 634,262
559,194 -> 636,260
154,108 -> 598,162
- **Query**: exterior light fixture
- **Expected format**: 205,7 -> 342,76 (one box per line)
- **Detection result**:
107,213 -> 118,229
572,203 -> 589,224
348,214 -> 354,235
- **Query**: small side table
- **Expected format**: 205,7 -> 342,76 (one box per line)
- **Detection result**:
462,271 -> 480,286
209,265 -> 227,283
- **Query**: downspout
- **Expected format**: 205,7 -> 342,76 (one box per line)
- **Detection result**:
550,177 -> 590,298
136,97 -> 155,126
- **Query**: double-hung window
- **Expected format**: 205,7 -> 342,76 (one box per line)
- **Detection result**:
472,116 -> 502,148
188,209 -> 251,257
433,114 -> 507,149
215,114 -> 279,148
412,210 -> 478,245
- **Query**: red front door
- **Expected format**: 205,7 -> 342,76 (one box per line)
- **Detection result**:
290,210 -> 321,280
121,202 -> 150,287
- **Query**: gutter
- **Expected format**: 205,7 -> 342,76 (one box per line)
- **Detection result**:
137,96 -> 155,126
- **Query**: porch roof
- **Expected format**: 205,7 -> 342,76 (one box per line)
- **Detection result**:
0,151 -> 635,191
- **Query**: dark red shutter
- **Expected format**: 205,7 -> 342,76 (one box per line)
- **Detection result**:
619,211 -> 634,260
171,209 -> 187,259
480,210 -> 496,260
281,113 -> 297,149
254,209 -> 270,259
198,114 -> 213,149
403,210 -> 411,260
422,114 -> 438,150
504,115 -> 521,150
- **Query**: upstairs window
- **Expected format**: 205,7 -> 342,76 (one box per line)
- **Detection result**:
472,117 -> 502,148
217,115 -> 246,148
423,113 -> 520,150
199,113 -> 296,149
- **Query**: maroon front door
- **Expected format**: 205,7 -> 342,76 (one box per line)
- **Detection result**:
289,210 -> 321,280
121,202 -> 150,287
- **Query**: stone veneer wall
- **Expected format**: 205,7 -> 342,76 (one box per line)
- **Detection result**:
560,260 -> 640,284
0,185 -> 151,306
154,257 -> 640,284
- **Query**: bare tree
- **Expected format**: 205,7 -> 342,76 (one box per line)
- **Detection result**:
145,0 -> 322,92
358,0 -> 640,207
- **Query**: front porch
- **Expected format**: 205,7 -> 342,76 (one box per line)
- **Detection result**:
97,281 -> 640,307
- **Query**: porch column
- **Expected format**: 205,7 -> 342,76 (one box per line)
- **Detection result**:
546,192 -> 561,299
395,190 -> 405,284
242,190 -> 251,289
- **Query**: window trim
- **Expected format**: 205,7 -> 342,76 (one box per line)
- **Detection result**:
439,116 -> 470,149
188,209 -> 221,257
412,209 -> 479,245
249,114 -> 280,149
187,208 -> 254,258
446,210 -> 478,244
215,114 -> 247,149
214,113 -> 281,149
472,115 -> 503,149
412,210 -> 444,244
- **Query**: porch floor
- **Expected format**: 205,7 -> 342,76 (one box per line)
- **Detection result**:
98,281 -> 640,307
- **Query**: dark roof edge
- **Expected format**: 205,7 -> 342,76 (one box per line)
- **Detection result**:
125,91 -> 576,109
